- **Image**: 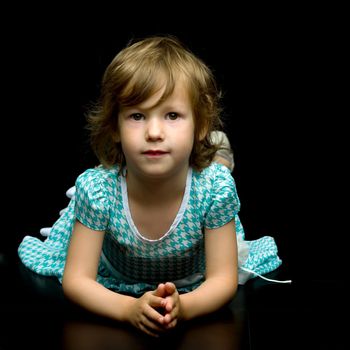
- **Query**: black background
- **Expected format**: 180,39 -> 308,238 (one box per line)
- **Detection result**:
1,5 -> 345,286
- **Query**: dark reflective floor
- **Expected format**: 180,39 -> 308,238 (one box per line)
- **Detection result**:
0,252 -> 345,350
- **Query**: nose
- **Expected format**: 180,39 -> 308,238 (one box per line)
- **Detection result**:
145,117 -> 164,141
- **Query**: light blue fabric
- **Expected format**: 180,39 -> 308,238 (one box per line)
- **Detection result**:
18,163 -> 282,296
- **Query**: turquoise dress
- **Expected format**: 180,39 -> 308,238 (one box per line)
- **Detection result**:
18,163 -> 283,296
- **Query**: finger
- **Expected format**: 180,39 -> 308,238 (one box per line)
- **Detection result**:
165,291 -> 179,313
153,283 -> 166,297
164,317 -> 178,329
142,317 -> 166,334
163,299 -> 180,323
164,282 -> 176,295
141,307 -> 169,334
164,283 -> 179,312
163,312 -> 172,324
164,304 -> 178,320
144,304 -> 166,325
148,295 -> 166,309
164,296 -> 174,313
139,323 -> 160,338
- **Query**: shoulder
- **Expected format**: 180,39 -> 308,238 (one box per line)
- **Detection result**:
193,162 -> 240,210
75,165 -> 119,202
193,163 -> 235,190
196,164 -> 241,229
74,166 -> 119,229
76,165 -> 119,189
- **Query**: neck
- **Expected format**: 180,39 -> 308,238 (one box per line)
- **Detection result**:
126,167 -> 189,204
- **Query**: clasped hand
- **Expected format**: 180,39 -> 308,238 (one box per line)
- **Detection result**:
128,282 -> 181,337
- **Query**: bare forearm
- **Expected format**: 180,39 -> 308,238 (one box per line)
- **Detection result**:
180,277 -> 237,321
63,277 -> 134,322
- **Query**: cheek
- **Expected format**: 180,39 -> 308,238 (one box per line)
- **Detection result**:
121,137 -> 134,150
119,124 -> 139,144
119,133 -> 136,156
175,126 -> 195,149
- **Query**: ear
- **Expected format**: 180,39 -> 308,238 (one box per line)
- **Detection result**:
112,130 -> 121,143
112,133 -> 120,143
198,123 -> 209,141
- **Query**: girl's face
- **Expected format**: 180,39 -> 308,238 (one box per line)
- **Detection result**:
118,78 -> 195,180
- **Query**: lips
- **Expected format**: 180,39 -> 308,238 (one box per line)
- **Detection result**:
142,150 -> 169,156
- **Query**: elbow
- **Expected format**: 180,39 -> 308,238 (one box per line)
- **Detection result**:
215,274 -> 238,302
226,277 -> 238,301
227,273 -> 238,301
62,272 -> 79,301
62,274 -> 72,299
231,279 -> 238,299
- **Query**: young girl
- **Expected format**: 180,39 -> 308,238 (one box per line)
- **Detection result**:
18,35 -> 286,337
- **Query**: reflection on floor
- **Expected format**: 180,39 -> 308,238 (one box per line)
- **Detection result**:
0,252 -> 344,350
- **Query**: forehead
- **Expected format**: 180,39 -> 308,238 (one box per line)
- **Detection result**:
134,76 -> 192,111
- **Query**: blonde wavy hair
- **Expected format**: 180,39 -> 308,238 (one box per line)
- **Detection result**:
87,35 -> 224,171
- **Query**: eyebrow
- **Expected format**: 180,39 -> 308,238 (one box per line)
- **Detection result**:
160,103 -> 188,111
121,103 -> 189,114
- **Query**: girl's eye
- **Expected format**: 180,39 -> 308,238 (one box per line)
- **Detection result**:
130,113 -> 144,121
166,112 -> 179,120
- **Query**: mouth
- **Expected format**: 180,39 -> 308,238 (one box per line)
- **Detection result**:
142,150 -> 169,156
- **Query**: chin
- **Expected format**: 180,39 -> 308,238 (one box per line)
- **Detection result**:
142,164 -> 187,179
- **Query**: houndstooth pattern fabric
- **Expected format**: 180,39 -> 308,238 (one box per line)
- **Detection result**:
18,163 -> 282,296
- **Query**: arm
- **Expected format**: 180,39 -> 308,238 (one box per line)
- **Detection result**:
213,155 -> 234,171
62,220 -> 165,336
179,219 -> 238,321
62,220 -> 134,320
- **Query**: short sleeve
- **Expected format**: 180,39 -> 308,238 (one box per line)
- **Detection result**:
204,164 -> 241,229
74,168 -> 110,231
